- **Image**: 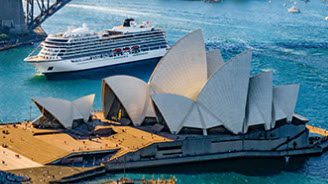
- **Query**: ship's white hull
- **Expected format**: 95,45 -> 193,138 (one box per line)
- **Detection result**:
31,49 -> 167,75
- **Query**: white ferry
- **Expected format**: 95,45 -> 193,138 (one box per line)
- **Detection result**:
24,18 -> 169,78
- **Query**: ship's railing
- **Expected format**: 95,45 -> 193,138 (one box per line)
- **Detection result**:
70,50 -> 142,63
27,43 -> 43,58
70,45 -> 166,63
42,38 -> 166,55
41,33 -> 166,49
44,31 -> 165,47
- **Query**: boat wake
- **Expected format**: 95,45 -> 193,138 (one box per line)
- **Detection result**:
31,72 -> 46,81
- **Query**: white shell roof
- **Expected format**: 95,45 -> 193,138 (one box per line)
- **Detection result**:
33,94 -> 95,129
72,94 -> 95,122
198,104 -> 224,129
152,93 -> 226,134
197,50 -> 252,134
103,30 -> 210,126
272,84 -> 300,127
151,50 -> 299,135
149,29 -> 207,100
206,49 -> 225,78
103,76 -> 155,126
245,71 -> 273,131
152,94 -> 194,134
183,104 -> 205,129
101,29 -> 301,135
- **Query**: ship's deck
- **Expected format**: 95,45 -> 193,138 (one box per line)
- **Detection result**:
25,55 -> 57,62
0,112 -> 171,171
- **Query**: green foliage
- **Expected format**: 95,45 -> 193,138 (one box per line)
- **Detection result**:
0,33 -> 9,41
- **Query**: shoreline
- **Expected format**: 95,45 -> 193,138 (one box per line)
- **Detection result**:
0,27 -> 46,52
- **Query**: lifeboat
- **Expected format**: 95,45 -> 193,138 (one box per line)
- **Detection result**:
123,47 -> 130,52
113,48 -> 122,53
131,45 -> 140,50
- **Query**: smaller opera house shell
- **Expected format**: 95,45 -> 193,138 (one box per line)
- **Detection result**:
32,94 -> 95,129
102,30 -> 300,135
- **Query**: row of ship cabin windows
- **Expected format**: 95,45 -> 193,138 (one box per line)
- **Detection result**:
44,38 -> 166,49
68,44 -> 167,62
45,33 -> 165,46
69,47 -> 144,61
43,38 -> 167,53
41,44 -> 167,60
43,37 -> 166,52
40,45 -> 141,57
41,46 -> 142,61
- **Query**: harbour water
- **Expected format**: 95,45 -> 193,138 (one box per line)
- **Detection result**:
0,0 -> 328,183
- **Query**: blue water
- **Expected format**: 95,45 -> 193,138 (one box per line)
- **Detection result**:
0,0 -> 328,183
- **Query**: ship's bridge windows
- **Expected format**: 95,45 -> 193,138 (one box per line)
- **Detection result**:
103,30 -> 122,37
46,38 -> 68,43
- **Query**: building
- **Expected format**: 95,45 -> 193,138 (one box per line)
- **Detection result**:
32,94 -> 95,129
100,30 -> 321,169
102,29 -> 299,136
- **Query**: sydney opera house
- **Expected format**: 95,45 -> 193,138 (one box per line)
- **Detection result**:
98,30 -> 323,169
15,30 -> 326,173
102,29 -> 300,136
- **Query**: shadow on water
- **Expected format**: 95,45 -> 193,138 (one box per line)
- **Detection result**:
120,157 -> 309,176
79,156 -> 317,183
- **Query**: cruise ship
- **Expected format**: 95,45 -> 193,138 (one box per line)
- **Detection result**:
24,18 -> 169,78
